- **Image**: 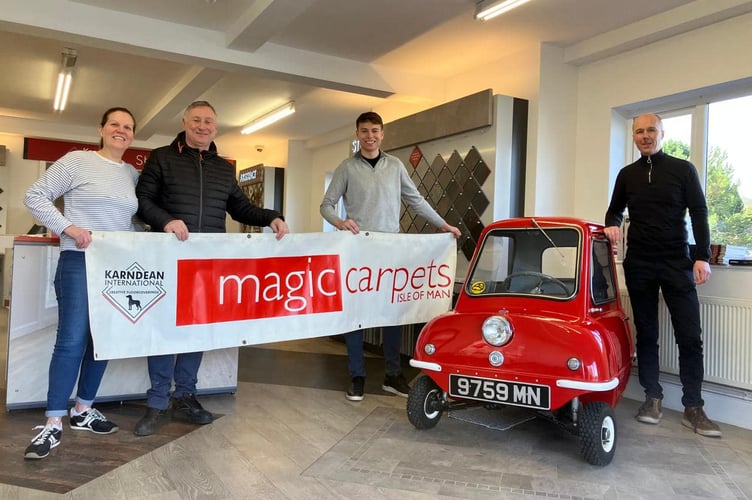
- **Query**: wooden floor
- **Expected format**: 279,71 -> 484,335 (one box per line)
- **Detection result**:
0,400 -> 208,494
1,338 -> 751,500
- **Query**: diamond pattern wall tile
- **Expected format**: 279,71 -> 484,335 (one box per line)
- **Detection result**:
437,164 -> 453,189
437,194 -> 451,215
444,207 -> 461,227
464,146 -> 481,166
413,215 -> 428,234
429,183 -> 444,204
462,176 -> 480,197
472,159 -> 491,185
422,169 -> 437,191
410,169 -> 421,186
446,151 -> 463,174
445,178 -> 460,201
455,164 -> 470,187
415,156 -> 429,178
471,189 -> 490,215
431,154 -> 445,177
400,146 -> 492,263
456,189 -> 473,212
464,207 -> 484,241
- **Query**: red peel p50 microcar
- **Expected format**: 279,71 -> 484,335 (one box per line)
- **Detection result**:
407,217 -> 635,466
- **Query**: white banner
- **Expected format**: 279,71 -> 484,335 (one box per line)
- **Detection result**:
86,231 -> 457,360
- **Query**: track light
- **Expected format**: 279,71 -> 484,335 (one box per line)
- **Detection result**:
475,0 -> 531,21
240,101 -> 295,135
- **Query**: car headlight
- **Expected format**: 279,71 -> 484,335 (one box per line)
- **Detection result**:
481,315 -> 513,346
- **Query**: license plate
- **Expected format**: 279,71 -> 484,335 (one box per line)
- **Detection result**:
449,374 -> 550,410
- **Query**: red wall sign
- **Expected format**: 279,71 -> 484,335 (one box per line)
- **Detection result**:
24,137 -> 151,169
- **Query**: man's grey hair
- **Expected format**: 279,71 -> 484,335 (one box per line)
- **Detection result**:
185,100 -> 217,115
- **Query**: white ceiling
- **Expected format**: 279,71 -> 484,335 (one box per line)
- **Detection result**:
0,0 -> 747,162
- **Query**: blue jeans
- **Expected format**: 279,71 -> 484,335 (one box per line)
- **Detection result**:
145,352 -> 204,409
345,325 -> 402,378
46,251 -> 107,418
624,254 -> 705,407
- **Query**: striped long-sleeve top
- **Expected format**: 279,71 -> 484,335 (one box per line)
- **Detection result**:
24,150 -> 140,251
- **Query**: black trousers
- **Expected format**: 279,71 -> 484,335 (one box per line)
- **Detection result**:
623,254 -> 705,407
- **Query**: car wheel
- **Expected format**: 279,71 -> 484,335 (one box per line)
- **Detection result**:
580,401 -> 617,466
407,375 -> 443,429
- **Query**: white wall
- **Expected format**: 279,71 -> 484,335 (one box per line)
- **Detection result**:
573,12 -> 752,223
530,44 -> 579,217
0,134 -> 45,235
285,140 -> 312,233
306,139 -> 352,232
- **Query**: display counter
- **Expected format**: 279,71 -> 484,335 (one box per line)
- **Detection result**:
3,237 -> 237,410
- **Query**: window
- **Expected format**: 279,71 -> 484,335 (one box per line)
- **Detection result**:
591,240 -> 616,304
626,91 -> 752,260
707,95 -> 752,257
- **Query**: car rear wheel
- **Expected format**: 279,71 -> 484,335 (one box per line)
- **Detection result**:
407,375 -> 444,429
580,401 -> 616,466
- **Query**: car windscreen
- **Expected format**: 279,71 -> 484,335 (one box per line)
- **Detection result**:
465,227 -> 581,299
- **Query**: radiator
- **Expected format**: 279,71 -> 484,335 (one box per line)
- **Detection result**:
620,292 -> 752,391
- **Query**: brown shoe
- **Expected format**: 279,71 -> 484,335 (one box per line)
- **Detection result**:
635,397 -> 662,424
682,406 -> 722,437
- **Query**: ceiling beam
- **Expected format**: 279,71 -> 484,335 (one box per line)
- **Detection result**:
225,0 -> 316,52
136,66 -> 226,140
564,0 -> 752,65
0,0 -> 447,101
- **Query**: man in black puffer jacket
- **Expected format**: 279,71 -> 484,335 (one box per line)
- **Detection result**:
134,100 -> 289,436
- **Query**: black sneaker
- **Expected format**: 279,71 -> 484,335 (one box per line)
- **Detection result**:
172,394 -> 213,425
70,408 -> 119,434
24,425 -> 62,460
382,373 -> 410,397
134,407 -> 171,436
346,376 -> 365,401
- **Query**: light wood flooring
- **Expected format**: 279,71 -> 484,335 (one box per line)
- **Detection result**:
1,337 -> 751,499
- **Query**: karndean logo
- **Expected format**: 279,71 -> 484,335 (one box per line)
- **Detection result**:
175,255 -> 342,326
101,262 -> 167,323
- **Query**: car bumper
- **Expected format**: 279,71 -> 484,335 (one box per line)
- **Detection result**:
410,358 -> 619,392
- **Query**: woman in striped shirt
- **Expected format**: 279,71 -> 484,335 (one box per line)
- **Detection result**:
22,107 -> 140,460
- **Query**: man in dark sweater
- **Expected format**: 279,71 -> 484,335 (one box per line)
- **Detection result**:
605,113 -> 720,437
134,101 -> 289,436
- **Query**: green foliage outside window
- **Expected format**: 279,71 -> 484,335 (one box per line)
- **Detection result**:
663,139 -> 752,248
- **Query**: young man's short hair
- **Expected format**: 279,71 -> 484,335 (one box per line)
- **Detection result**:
356,111 -> 383,128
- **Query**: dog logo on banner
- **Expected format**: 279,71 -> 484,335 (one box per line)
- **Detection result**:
101,262 -> 167,323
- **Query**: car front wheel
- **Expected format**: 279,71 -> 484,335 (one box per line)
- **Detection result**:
579,401 -> 617,466
407,375 -> 444,429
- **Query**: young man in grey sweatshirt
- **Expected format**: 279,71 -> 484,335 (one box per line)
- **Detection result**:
320,111 -> 460,401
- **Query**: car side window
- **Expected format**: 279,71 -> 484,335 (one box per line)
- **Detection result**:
591,239 -> 617,304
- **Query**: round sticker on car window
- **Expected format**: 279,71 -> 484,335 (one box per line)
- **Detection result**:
469,281 -> 486,294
